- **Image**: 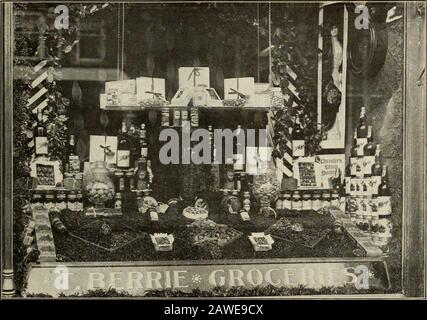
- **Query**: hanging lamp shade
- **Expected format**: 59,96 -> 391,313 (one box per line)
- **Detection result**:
72,81 -> 82,106
166,27 -> 175,51
99,111 -> 110,130
146,53 -> 155,76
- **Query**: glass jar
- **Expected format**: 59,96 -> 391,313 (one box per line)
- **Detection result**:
85,161 -> 115,208
302,192 -> 312,210
331,190 -> 340,207
275,191 -> 284,210
283,192 -> 292,210
56,191 -> 67,211
115,171 -> 125,192
161,108 -> 170,127
31,192 -> 43,209
322,191 -> 331,208
45,191 -> 55,212
126,170 -> 136,191
67,191 -> 76,211
242,191 -> 251,212
312,191 -> 322,210
291,191 -> 302,211
190,106 -> 199,127
114,193 -> 122,210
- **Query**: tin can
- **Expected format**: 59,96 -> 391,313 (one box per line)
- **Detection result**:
302,193 -> 312,210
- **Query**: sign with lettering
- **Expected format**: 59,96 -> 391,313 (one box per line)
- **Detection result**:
26,259 -> 389,296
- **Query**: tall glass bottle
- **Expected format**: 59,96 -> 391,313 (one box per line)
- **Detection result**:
117,121 -> 131,169
292,117 -> 305,157
34,110 -> 48,156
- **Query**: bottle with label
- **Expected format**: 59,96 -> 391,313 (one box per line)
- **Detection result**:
173,109 -> 181,127
233,125 -> 245,173
378,165 -> 392,218
356,106 -> 368,138
68,134 -> 81,173
117,121 -> 131,169
139,123 -> 148,160
356,108 -> 368,157
292,117 -> 305,158
350,131 -> 363,177
137,159 -> 149,191
363,126 -> 376,177
34,110 -> 48,156
370,144 -> 382,196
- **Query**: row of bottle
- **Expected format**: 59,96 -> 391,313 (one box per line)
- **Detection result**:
275,190 -> 343,211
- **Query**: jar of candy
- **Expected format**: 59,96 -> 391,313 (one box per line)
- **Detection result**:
331,190 -> 340,207
56,191 -> 67,211
322,191 -> 331,208
312,191 -> 322,210
291,191 -> 302,211
302,192 -> 312,210
283,192 -> 292,210
67,191 -> 76,211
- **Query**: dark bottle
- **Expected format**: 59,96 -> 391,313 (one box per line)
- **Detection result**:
34,110 -> 48,156
350,131 -> 358,158
137,158 -> 149,190
363,126 -> 375,156
139,123 -> 148,160
378,165 -> 391,197
117,121 -> 131,169
233,125 -> 245,173
356,106 -> 367,138
371,144 -> 382,176
292,117 -> 305,157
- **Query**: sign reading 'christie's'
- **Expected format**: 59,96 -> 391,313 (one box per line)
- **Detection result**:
26,260 -> 388,296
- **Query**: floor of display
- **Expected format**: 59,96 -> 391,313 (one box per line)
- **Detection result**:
50,205 -> 360,262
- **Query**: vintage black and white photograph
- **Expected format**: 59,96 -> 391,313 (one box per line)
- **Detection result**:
0,1 -> 425,301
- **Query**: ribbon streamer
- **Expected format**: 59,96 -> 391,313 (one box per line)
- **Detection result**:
145,77 -> 164,100
187,67 -> 202,87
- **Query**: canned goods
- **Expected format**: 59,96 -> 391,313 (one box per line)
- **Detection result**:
312,191 -> 322,210
291,191 -> 302,211
302,193 -> 312,210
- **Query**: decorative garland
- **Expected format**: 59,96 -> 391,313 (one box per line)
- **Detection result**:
270,9 -> 324,158
12,3 -> 112,295
25,284 -> 397,298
